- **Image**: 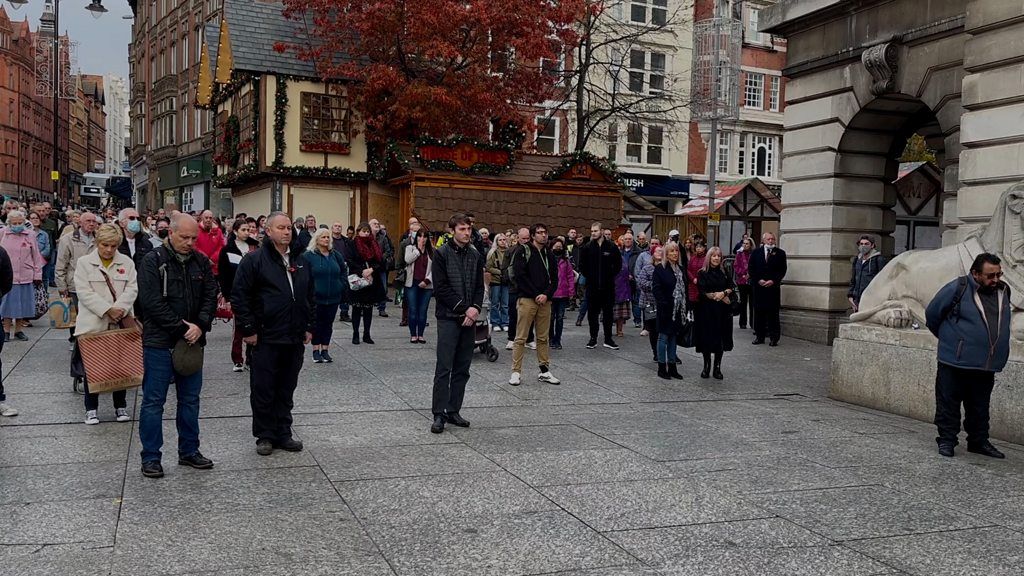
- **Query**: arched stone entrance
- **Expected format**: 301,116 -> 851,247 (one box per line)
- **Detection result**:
762,0 -> 1021,343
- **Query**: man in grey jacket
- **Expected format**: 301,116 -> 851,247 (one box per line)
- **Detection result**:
429,213 -> 485,434
925,252 -> 1012,459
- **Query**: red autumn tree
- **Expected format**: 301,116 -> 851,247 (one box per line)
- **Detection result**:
278,0 -> 584,142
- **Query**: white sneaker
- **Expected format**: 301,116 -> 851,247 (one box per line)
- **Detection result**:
509,372 -> 522,386
640,329 -> 649,337
538,371 -> 560,385
84,410 -> 99,425
492,325 -> 500,332
527,342 -> 537,350
232,363 -> 244,372
0,402 -> 18,417
115,408 -> 130,422
505,341 -> 514,350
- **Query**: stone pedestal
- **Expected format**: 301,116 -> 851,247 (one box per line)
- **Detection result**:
831,323 -> 1024,444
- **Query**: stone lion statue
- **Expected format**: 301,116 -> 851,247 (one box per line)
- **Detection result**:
850,180 -> 1024,341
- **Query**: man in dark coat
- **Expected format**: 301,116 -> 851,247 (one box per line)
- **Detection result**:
578,222 -> 622,350
331,221 -> 353,322
429,213 -> 485,434
232,213 -> 315,457
748,231 -> 787,346
925,253 -> 1012,459
137,214 -> 219,478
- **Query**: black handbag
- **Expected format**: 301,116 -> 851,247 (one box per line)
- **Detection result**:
730,296 -> 742,316
677,312 -> 695,348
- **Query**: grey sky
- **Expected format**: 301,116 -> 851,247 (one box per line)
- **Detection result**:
9,0 -> 132,80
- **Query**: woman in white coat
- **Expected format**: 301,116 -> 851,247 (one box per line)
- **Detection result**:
73,223 -> 139,425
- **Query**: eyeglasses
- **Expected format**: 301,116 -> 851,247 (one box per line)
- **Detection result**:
981,271 -> 1003,280
126,215 -> 138,220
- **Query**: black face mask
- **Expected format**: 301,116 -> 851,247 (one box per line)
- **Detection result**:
553,249 -> 565,257
157,229 -> 169,239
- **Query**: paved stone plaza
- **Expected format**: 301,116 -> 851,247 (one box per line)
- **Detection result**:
2,316 -> 1023,576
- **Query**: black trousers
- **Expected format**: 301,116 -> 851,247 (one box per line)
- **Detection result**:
752,285 -> 781,340
432,318 -> 476,416
934,363 -> 996,446
250,342 -> 304,442
586,287 -> 615,341
737,284 -> 753,328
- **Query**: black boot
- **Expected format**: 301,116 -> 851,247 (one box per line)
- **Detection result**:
713,357 -> 724,380
700,354 -> 711,379
667,362 -> 683,380
657,363 -> 670,380
362,332 -> 375,345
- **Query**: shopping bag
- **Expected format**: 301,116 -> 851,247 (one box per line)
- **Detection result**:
77,319 -> 144,394
32,283 -> 48,319
48,295 -> 77,329
214,294 -> 233,321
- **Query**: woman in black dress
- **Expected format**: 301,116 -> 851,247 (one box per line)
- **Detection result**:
346,222 -> 386,344
695,246 -> 735,380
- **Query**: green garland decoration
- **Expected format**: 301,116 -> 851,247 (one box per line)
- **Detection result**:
272,76 -> 288,169
215,164 -> 369,188
541,150 -> 625,186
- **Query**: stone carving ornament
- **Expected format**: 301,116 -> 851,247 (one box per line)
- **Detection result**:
862,42 -> 899,96
851,181 -> 1024,341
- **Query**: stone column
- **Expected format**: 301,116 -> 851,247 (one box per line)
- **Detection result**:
959,1 -> 1024,237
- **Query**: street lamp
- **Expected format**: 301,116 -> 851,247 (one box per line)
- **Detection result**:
6,0 -> 107,207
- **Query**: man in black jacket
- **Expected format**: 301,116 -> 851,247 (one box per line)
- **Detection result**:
748,232 -> 788,346
579,222 -> 622,350
430,213 -> 484,434
232,213 -> 315,456
509,223 -> 560,387
137,214 -> 219,479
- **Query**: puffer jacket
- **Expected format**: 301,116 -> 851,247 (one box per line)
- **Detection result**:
926,275 -> 1012,372
553,257 -> 576,299
432,240 -> 484,319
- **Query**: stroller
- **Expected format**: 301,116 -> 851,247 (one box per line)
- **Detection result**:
474,317 -> 500,362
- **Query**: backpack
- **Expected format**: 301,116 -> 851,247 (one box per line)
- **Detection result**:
506,244 -> 533,291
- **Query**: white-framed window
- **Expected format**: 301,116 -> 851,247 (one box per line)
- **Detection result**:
488,32 -> 514,76
182,34 -> 189,72
749,134 -> 775,178
624,123 -> 664,165
716,131 -> 730,175
630,0 -> 668,25
539,40 -> 565,82
535,116 -> 559,153
746,7 -> 769,45
737,131 -> 745,175
195,27 -> 203,65
744,72 -> 763,109
170,43 -> 177,74
769,75 -> 781,112
628,49 -> 666,94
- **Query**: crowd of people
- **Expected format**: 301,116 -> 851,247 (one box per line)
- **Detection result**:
0,201 -> 1011,473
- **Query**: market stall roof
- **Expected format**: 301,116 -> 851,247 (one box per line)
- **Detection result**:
677,178 -> 781,216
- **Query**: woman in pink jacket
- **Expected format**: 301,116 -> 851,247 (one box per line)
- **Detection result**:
550,237 -> 576,350
0,210 -> 45,341
733,236 -> 755,329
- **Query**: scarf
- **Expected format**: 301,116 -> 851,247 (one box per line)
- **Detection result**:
670,264 -> 687,321
355,235 -> 382,262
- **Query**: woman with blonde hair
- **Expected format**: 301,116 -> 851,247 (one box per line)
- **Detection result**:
651,241 -> 687,379
695,246 -> 735,379
485,233 -> 511,331
307,227 -> 347,362
73,223 -> 138,424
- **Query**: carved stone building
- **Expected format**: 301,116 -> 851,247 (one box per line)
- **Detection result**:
762,0 -> 1022,343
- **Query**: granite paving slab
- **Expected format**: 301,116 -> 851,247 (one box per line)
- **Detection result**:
450,424 -> 621,454
315,443 -> 500,481
0,499 -> 120,547
753,485 -> 993,541
540,478 -> 773,532
0,544 -> 115,576
490,448 -> 674,486
0,461 -> 125,505
655,546 -> 899,576
845,526 -> 1024,576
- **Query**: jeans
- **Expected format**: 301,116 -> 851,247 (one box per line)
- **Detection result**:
43,258 -> 56,286
406,284 -> 433,338
657,333 -> 679,363
934,362 -> 996,446
0,333 -> 5,401
631,291 -> 642,326
513,297 -> 551,373
489,285 -> 509,327
312,302 -> 340,345
377,271 -> 389,312
551,298 -> 568,345
139,347 -> 204,463
338,289 -> 350,318
576,292 -> 588,324
432,318 -> 476,416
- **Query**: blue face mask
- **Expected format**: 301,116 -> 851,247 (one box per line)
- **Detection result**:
9,225 -> 25,234
127,220 -> 142,234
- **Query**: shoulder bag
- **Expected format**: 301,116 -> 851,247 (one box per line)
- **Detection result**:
76,271 -> 144,394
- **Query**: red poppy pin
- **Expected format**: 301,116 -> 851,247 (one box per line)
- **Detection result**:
116,268 -> 126,275
287,265 -> 297,273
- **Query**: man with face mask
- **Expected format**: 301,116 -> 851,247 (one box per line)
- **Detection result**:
847,235 -> 887,313
117,207 -> 154,269
926,253 -> 1013,459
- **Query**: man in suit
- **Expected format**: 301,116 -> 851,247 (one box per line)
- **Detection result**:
749,231 -> 787,346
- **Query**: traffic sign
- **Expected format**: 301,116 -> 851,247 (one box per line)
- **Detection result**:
50,171 -> 60,181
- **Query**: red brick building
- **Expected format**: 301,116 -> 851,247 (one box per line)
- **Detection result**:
0,7 -> 72,203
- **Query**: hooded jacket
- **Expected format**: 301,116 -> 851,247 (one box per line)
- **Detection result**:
848,249 -> 887,304
926,275 -> 1012,372
231,237 -> 315,345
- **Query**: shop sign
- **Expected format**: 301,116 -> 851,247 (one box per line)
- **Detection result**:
417,141 -> 513,173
